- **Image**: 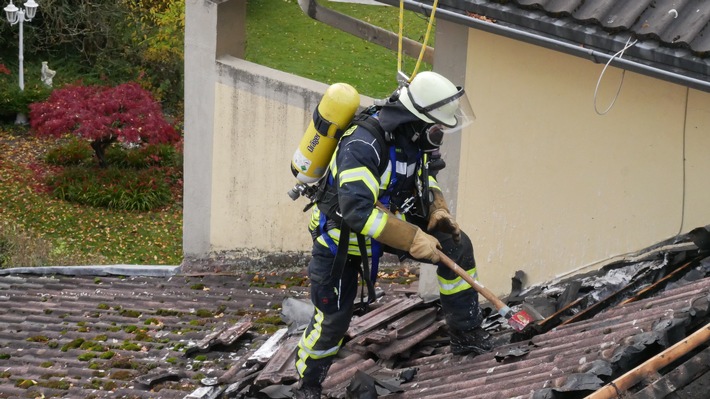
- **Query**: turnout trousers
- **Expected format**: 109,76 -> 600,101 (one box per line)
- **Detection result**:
295,230 -> 482,388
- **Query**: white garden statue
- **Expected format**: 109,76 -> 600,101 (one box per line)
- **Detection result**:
41,61 -> 55,87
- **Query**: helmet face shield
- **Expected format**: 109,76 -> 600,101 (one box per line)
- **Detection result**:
398,71 -> 476,134
405,85 -> 463,127
439,91 -> 475,135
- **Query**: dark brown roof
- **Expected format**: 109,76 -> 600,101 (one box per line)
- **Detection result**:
1,230 -> 710,398
0,270 -> 312,398
495,0 -> 710,53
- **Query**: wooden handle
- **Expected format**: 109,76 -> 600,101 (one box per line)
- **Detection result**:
437,250 -> 510,314
373,202 -> 512,316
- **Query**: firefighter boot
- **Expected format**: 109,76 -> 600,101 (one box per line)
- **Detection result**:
449,326 -> 493,356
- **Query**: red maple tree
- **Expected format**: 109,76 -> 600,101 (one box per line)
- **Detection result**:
29,82 -> 179,167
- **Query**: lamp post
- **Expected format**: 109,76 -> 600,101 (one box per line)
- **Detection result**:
3,0 -> 39,124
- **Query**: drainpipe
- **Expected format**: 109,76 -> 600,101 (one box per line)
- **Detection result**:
376,0 -> 710,93
297,0 -> 433,65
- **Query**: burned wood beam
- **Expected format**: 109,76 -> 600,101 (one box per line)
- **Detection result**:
217,361 -> 259,385
322,358 -> 377,390
223,366 -> 261,397
388,307 -> 438,338
537,296 -> 584,328
628,346 -> 710,399
618,257 -> 701,306
585,322 -> 710,399
346,307 -> 439,355
560,266 -> 669,327
183,385 -> 225,399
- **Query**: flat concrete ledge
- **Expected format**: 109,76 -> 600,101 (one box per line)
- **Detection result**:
179,250 -> 412,276
179,250 -> 311,275
0,265 -> 179,277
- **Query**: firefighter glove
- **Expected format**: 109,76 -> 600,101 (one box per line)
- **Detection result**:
410,228 -> 442,263
375,214 -> 441,263
427,190 -> 461,243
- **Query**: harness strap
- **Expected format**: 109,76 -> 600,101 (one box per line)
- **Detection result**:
357,233 -> 377,305
331,223 -> 350,299
318,213 -> 339,255
369,145 -> 399,280
321,220 -> 376,310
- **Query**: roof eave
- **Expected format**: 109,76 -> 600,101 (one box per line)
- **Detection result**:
378,0 -> 710,93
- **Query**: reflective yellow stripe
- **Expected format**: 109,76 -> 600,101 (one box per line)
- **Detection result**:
380,163 -> 393,190
429,175 -> 440,191
338,166 -> 379,199
438,267 -> 478,295
295,309 -> 342,377
309,207 -> 321,231
301,308 -> 324,348
316,229 -> 372,256
362,209 -> 388,238
297,343 -> 340,360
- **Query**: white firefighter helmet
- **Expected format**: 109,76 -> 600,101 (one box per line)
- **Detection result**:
398,71 -> 475,132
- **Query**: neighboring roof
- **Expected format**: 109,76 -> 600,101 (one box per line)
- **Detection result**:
380,0 -> 710,91
0,270 -> 313,398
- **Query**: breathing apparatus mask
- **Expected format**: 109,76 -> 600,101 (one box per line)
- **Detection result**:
405,121 -> 444,152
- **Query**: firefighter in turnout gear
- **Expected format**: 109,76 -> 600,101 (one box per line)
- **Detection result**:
292,72 -> 489,399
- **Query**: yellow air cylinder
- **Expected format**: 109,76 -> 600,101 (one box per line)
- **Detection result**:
291,83 -> 360,183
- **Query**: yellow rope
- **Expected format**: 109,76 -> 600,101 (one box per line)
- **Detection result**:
397,0 -> 404,75
410,0 -> 438,81
397,0 -> 439,83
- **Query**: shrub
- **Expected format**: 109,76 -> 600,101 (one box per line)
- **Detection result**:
29,82 -> 180,167
45,137 -> 94,166
0,231 -> 12,267
105,143 -> 181,169
45,134 -> 182,170
0,0 -> 185,114
126,0 -> 184,109
46,166 -> 172,211
0,63 -> 51,120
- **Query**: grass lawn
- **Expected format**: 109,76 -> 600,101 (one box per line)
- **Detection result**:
246,0 -> 432,98
0,128 -> 183,266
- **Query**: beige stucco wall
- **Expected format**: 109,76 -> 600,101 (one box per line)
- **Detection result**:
684,89 -> 710,226
183,0 -> 710,297
458,29 -> 710,294
210,58 -> 320,253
